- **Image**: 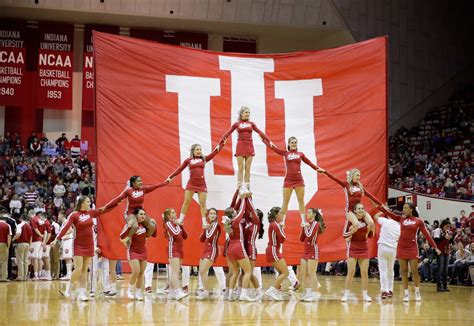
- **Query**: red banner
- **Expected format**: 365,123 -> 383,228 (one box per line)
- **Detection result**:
36,23 -> 73,109
94,32 -> 387,266
130,28 -> 208,49
0,20 -> 27,106
82,25 -> 119,111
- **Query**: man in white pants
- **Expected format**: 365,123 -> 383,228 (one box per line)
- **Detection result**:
144,263 -> 191,294
374,211 -> 400,299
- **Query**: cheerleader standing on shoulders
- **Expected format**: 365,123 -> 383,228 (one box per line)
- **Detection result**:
219,106 -> 270,194
120,207 -> 157,301
167,143 -> 222,228
299,208 -> 325,302
163,208 -> 188,300
264,207 -> 289,301
52,196 -> 112,301
197,208 -> 221,300
264,136 -> 324,226
320,168 -> 381,235
377,202 -> 440,301
341,203 -> 373,303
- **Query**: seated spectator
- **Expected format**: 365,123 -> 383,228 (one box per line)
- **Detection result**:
453,242 -> 470,285
9,194 -> 22,215
23,186 -> 39,209
29,138 -> 42,156
53,179 -> 66,198
55,133 -> 68,147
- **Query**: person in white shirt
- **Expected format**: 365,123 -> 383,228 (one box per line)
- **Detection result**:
373,211 -> 401,299
53,179 -> 66,198
9,194 -> 22,214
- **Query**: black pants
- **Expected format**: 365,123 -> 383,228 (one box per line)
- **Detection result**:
436,254 -> 449,286
8,245 -> 14,279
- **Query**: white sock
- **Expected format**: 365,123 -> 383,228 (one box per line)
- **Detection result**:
256,288 -> 263,295
343,289 -> 350,297
129,285 -> 135,292
34,272 -> 38,278
136,288 -> 142,295
267,286 -> 276,293
300,214 -> 306,224
66,263 -> 72,276
362,290 -> 368,297
305,288 -> 312,295
244,182 -> 250,190
241,288 -> 247,297
66,282 -> 71,292
414,287 -> 420,294
404,289 -> 409,296
229,289 -> 234,298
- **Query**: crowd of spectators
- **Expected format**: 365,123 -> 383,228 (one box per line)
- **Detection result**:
388,96 -> 473,200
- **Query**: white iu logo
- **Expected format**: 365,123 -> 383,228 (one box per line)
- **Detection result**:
166,56 -> 323,214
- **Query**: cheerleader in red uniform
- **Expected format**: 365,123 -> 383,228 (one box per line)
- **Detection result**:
167,143 -> 222,228
120,207 -> 157,301
222,196 -> 258,302
341,203 -> 373,302
52,196 -> 112,301
244,201 -> 264,294
265,137 -> 324,226
299,208 -> 325,302
197,208 -> 221,300
103,175 -> 167,296
321,168 -> 382,235
264,207 -> 289,301
219,106 -> 270,194
163,208 -> 188,300
377,202 -> 440,302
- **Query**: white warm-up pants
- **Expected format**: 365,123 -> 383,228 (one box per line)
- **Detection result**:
378,244 -> 396,292
197,267 -> 226,290
90,255 -> 110,293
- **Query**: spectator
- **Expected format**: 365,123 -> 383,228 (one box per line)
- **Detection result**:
53,179 -> 66,198
24,185 -> 39,209
9,194 -> 22,214
70,135 -> 80,148
16,182 -> 28,196
419,242 -> 436,282
433,220 -> 453,292
80,178 -> 95,197
453,242 -> 470,285
29,137 -> 42,156
55,133 -> 68,147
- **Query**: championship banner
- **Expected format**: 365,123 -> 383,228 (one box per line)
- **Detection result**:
0,20 -> 27,106
130,28 -> 208,49
82,25 -> 119,111
36,23 -> 73,109
94,32 -> 387,266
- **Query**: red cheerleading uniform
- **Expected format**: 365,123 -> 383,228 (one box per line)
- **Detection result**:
121,223 -> 156,261
324,171 -> 383,212
165,221 -> 187,259
343,219 -> 371,258
169,149 -> 220,193
105,182 -> 168,219
380,207 -> 438,260
200,221 -> 221,262
227,199 -> 248,261
56,209 -> 108,257
266,221 -> 286,263
299,220 -> 320,260
220,120 -> 269,157
267,143 -> 320,188
243,198 -> 260,260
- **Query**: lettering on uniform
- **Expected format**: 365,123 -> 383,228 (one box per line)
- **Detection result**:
78,214 -> 91,222
287,153 -> 300,160
131,191 -> 144,199
403,219 -> 417,226
190,158 -> 202,165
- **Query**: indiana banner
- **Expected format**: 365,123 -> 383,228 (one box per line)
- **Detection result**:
36,22 -> 74,109
94,32 -> 387,266
0,20 -> 27,107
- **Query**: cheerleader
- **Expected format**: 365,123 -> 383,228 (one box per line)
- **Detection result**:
52,196 -> 111,301
264,207 -> 289,301
264,137 -> 324,226
219,106 -> 270,194
244,203 -> 264,295
120,207 -> 157,301
197,208 -> 221,300
341,203 -> 373,302
222,197 -> 258,301
103,175 -> 167,295
167,143 -> 222,228
320,168 -> 382,235
163,208 -> 188,300
299,208 -> 325,302
377,203 -> 440,301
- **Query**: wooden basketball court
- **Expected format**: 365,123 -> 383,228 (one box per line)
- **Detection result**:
1,275 -> 471,325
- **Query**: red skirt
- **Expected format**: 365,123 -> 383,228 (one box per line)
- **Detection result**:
129,249 -> 147,261
235,140 -> 255,157
283,174 -> 305,188
227,241 -> 247,261
185,178 -> 207,193
201,245 -> 219,262
397,242 -> 419,260
347,240 -> 369,259
73,239 -> 94,257
245,241 -> 257,260
266,246 -> 282,263
302,244 -> 319,260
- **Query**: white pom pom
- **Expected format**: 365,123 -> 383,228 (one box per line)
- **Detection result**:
346,171 -> 350,175
318,209 -> 323,215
